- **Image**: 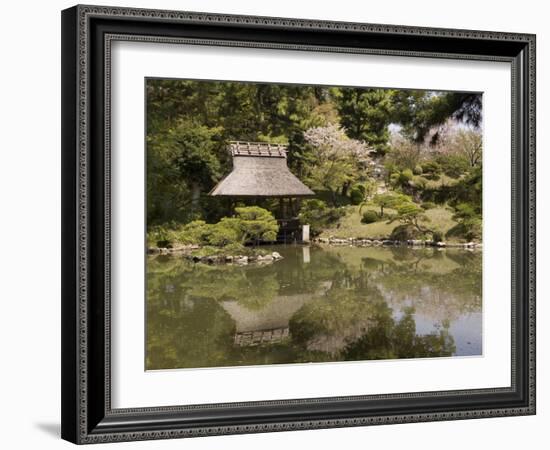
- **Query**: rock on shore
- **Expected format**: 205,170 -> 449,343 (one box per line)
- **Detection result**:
312,237 -> 481,249
147,248 -> 285,265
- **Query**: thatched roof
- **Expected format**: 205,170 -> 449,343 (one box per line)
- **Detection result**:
209,141 -> 315,197
221,293 -> 313,333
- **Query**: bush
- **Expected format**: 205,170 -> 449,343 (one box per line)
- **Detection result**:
413,165 -> 423,175
390,169 -> 414,189
148,207 -> 279,249
370,192 -> 411,217
421,201 -> 436,210
349,186 -> 364,205
207,218 -> 241,246
421,161 -> 442,180
411,176 -> 428,190
390,224 -> 420,241
401,169 -> 414,182
147,225 -> 174,248
234,206 -> 279,243
299,199 -> 346,236
361,210 -> 379,224
446,219 -> 482,241
436,154 -> 470,178
176,220 -> 213,245
452,202 -> 477,220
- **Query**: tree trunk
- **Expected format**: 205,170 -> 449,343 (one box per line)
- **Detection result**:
331,190 -> 338,207
341,181 -> 351,197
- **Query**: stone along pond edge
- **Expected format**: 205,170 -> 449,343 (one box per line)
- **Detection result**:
147,239 -> 481,266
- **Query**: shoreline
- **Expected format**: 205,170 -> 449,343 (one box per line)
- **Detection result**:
147,238 -> 482,266
313,237 -> 482,249
147,246 -> 285,266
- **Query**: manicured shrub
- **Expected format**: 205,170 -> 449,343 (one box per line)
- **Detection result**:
421,161 -> 442,180
390,224 -> 420,241
234,206 -> 279,244
207,218 -> 241,246
369,192 -> 411,217
361,210 -> 379,224
349,186 -> 364,205
177,220 -> 213,245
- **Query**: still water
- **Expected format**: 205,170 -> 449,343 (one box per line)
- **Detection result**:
146,245 -> 482,370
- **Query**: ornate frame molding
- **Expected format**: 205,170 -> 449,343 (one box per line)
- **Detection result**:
62,4 -> 536,444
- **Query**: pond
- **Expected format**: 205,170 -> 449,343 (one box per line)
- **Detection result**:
146,245 -> 482,370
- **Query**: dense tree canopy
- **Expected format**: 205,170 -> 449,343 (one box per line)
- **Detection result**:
147,78 -> 482,243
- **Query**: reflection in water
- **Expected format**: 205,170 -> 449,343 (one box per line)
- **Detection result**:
146,246 -> 482,370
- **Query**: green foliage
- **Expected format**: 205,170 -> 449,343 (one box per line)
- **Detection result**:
436,153 -> 470,178
147,120 -> 223,225
421,160 -> 442,180
233,206 -> 279,244
446,219 -> 482,241
361,210 -> 379,224
349,185 -> 366,205
349,179 -> 377,206
369,192 -> 411,217
388,200 -> 432,234
390,90 -> 482,143
449,167 -> 482,214
396,202 -> 424,219
177,220 -> 213,244
446,202 -> 482,241
421,201 -> 436,210
334,88 -> 394,155
148,207 -> 279,248
401,168 -> 414,182
389,168 -> 414,190
299,199 -> 346,236
147,224 -> 176,248
389,224 -> 420,241
207,218 -> 241,246
452,203 -> 477,220
304,124 -> 369,205
146,79 -> 481,242
411,176 -> 428,190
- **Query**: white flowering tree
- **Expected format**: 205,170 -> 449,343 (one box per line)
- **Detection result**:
304,124 -> 371,205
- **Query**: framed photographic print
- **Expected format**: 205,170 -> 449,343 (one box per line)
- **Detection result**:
61,4 -> 536,444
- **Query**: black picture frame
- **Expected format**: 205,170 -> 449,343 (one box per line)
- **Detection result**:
61,4 -> 536,444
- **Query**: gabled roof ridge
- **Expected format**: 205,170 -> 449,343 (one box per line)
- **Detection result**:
228,141 -> 287,158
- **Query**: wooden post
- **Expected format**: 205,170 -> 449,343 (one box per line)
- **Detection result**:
302,224 -> 310,243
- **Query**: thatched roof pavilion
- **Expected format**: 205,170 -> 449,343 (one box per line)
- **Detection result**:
209,141 -> 315,198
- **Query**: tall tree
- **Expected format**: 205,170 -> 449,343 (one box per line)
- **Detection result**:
334,88 -> 394,155
147,120 -> 223,224
392,90 -> 482,144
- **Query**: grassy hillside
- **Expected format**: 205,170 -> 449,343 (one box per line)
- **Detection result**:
319,204 -> 459,241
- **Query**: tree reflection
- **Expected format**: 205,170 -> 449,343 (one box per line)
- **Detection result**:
146,246 -> 480,369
